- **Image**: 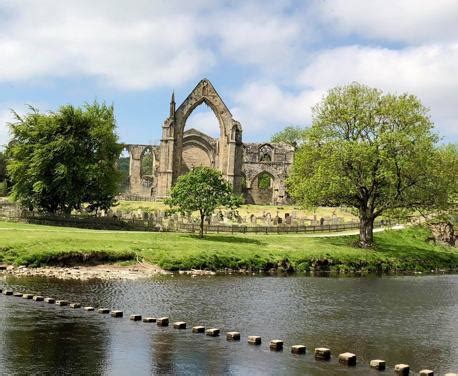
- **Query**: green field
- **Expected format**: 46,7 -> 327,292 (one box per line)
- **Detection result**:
0,221 -> 456,273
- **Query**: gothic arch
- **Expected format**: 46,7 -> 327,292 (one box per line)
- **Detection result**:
156,79 -> 243,198
139,146 -> 156,177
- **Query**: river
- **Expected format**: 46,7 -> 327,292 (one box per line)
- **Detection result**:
0,273 -> 457,375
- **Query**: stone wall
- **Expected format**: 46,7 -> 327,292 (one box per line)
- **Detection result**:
121,79 -> 294,204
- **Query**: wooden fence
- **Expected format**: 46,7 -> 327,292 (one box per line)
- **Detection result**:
177,222 -> 389,235
0,212 -> 391,234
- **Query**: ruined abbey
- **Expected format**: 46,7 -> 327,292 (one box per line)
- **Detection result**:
122,79 -> 294,205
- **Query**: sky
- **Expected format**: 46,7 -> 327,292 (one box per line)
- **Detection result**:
0,0 -> 457,148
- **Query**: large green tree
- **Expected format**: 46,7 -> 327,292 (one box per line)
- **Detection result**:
0,151 -> 6,181
6,102 -> 122,214
271,125 -> 306,150
165,167 -> 242,238
288,83 -> 457,247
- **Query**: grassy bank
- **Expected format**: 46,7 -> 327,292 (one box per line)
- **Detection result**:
0,221 -> 456,273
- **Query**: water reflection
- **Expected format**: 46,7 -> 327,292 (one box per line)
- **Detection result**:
0,296 -> 110,375
0,274 -> 457,375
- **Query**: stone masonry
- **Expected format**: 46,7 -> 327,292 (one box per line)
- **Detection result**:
122,79 -> 294,205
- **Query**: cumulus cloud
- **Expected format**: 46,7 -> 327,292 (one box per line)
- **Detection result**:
315,0 -> 458,44
229,82 -> 322,140
299,43 -> 458,138
0,0 -> 456,142
0,109 -> 13,149
185,104 -> 221,138
212,3 -> 309,73
0,0 -> 215,89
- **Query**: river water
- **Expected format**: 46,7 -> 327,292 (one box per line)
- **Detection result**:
0,273 -> 457,375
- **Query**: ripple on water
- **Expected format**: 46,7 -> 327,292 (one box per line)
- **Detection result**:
0,273 -> 457,375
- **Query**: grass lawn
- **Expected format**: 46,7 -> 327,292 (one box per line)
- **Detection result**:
0,221 -> 456,272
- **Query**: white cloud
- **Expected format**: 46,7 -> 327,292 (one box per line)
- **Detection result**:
230,82 -> 322,140
212,4 -> 308,72
298,44 -> 458,139
0,0 -> 215,90
0,0 -> 457,143
315,0 -> 458,44
0,109 -> 13,149
185,104 -> 221,138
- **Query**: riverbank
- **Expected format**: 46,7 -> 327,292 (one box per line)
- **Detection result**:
0,221 -> 456,276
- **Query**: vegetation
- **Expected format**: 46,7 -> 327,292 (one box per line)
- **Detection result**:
141,150 -> 154,176
0,151 -> 6,182
289,83 -> 457,247
165,167 -> 242,237
118,156 -> 130,191
258,172 -> 272,189
0,221 -> 456,273
6,102 -> 122,214
271,125 -> 306,150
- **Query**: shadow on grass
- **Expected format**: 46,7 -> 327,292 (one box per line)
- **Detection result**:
187,234 -> 265,245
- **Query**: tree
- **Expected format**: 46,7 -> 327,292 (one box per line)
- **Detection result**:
271,126 -> 306,150
0,151 -> 6,181
6,102 -> 122,214
288,83 -> 457,247
165,167 -> 242,238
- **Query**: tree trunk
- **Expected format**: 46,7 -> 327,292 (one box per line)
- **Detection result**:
199,213 -> 205,238
359,215 -> 375,248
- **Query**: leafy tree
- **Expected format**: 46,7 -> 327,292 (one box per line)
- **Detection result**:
0,151 -> 6,181
288,83 -> 457,247
165,167 -> 242,238
6,102 -> 122,214
258,172 -> 272,189
271,126 -> 306,150
141,151 -> 154,176
118,156 -> 130,191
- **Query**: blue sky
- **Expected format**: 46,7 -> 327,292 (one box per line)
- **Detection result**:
0,0 -> 457,148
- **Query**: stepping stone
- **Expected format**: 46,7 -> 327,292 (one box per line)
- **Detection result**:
206,328 -> 220,337
69,303 -> 81,308
157,317 -> 169,326
269,339 -> 283,351
291,345 -> 306,354
143,317 -> 156,323
84,306 -> 95,311
248,336 -> 261,345
98,308 -> 110,314
14,292 -> 23,297
394,364 -> 410,375
44,298 -> 55,304
339,352 -> 356,366
111,310 -> 123,318
226,332 -> 240,341
3,290 -> 13,296
315,347 -> 331,360
419,370 -> 434,376
33,296 -> 44,301
55,300 -> 69,306
192,326 -> 205,333
173,321 -> 186,329
370,359 -> 386,370
22,294 -> 33,299
130,314 -> 142,321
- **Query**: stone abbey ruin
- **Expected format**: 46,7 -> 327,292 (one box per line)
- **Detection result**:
122,79 -> 294,205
